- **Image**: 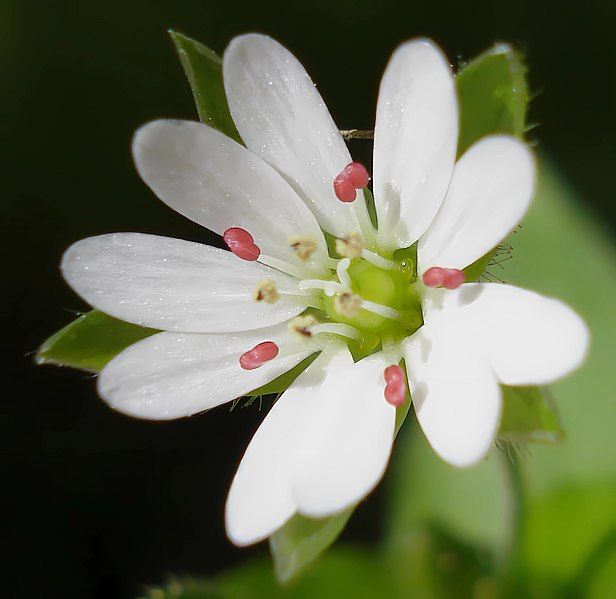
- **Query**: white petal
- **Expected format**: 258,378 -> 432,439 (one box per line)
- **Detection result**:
292,351 -> 396,517
98,325 -> 317,420
422,283 -> 590,386
223,34 -> 361,237
62,233 -> 308,333
225,351 -> 335,546
132,119 -> 329,273
404,328 -> 501,467
373,39 -> 458,250
226,348 -> 396,545
418,136 -> 535,272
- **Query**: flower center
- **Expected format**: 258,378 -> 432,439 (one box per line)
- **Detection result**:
319,256 -> 423,358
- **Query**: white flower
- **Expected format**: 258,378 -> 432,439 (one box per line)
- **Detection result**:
60,34 -> 588,547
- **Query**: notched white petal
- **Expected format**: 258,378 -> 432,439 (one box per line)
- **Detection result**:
418,136 -> 535,272
223,33 -> 361,237
225,349 -> 397,545
373,38 -> 458,250
98,325 -> 317,421
225,351 -> 329,546
423,283 -> 590,385
404,329 -> 501,467
132,119 -> 328,272
291,351 -> 396,517
61,233 -> 308,333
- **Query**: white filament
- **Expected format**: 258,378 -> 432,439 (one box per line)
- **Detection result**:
311,323 -> 360,340
258,254 -> 306,279
361,249 -> 395,270
336,258 -> 352,288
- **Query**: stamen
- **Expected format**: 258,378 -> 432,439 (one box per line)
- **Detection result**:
290,235 -> 317,262
239,341 -> 279,370
423,267 -> 465,290
336,258 -> 352,288
333,162 -> 371,203
361,249 -> 395,270
335,233 -> 363,259
334,291 -> 362,318
252,279 -> 279,304
223,227 -> 260,261
384,364 -> 406,407
288,314 -> 318,339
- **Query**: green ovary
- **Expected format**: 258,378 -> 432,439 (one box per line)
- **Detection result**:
322,259 -> 423,358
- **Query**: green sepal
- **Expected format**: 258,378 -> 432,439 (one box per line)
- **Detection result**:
457,43 -> 528,278
362,187 -> 379,229
456,43 -> 528,157
169,30 -> 241,143
499,385 -> 564,444
36,310 -> 158,373
463,250 -> 492,282
245,353 -> 319,398
269,509 -> 354,584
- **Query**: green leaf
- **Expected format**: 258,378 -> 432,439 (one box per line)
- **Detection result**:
522,484 -> 616,583
169,30 -> 241,143
269,509 -> 353,584
456,43 -> 528,157
140,548 -> 397,598
36,310 -> 157,372
499,385 -> 564,444
386,526 -> 495,598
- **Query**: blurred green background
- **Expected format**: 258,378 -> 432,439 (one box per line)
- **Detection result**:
2,0 -> 614,597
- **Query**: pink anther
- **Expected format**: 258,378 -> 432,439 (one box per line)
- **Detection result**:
333,162 -> 371,202
333,173 -> 357,202
223,227 -> 261,261
239,341 -> 279,370
422,267 -> 465,290
344,162 -> 370,188
384,364 -> 406,407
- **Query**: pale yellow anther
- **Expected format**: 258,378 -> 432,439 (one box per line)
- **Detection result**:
335,233 -> 363,259
290,235 -> 317,261
334,291 -> 362,318
288,314 -> 318,339
252,279 -> 279,304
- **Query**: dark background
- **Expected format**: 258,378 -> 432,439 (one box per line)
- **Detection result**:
2,0 -> 614,597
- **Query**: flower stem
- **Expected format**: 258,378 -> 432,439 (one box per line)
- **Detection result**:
499,444 -> 527,591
